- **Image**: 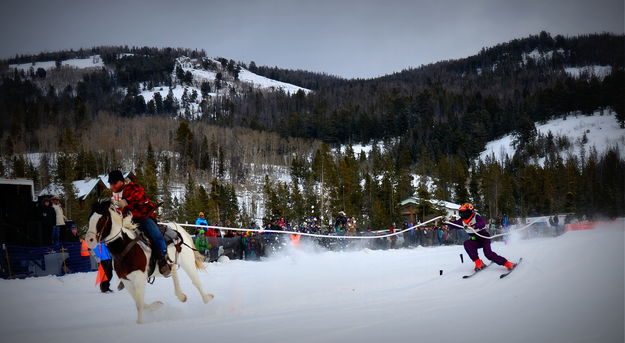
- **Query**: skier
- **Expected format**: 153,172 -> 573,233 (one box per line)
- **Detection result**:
446,203 -> 515,271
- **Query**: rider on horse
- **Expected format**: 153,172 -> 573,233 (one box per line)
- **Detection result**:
107,170 -> 171,277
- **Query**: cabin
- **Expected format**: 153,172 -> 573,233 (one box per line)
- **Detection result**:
38,172 -> 135,202
399,197 -> 460,224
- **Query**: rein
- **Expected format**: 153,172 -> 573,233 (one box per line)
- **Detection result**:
96,211 -> 130,253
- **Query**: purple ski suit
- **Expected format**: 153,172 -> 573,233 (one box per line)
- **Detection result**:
448,214 -> 508,266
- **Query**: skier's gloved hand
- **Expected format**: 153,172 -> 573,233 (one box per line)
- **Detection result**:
463,223 -> 475,233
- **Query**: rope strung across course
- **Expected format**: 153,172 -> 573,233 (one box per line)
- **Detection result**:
165,216 -> 444,240
444,216 -> 550,240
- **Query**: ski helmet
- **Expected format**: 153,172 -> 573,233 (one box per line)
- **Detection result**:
459,203 -> 475,220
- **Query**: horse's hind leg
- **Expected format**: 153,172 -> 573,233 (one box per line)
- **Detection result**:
171,264 -> 187,302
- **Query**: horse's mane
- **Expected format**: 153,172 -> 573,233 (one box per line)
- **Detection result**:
91,198 -> 138,231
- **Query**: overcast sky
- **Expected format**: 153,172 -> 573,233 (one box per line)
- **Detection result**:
1,0 -> 622,78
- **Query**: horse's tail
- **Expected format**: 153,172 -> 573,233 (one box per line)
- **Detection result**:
170,222 -> 206,270
194,250 -> 206,270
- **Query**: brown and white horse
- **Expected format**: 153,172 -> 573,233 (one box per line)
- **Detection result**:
86,201 -> 214,324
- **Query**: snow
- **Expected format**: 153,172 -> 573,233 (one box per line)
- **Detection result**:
564,65 -> 612,81
337,141 -> 387,157
139,84 -> 203,119
9,55 -> 104,71
520,48 -> 564,66
237,68 -> 311,95
176,56 -> 311,95
479,110 -> 625,163
1,222 -> 623,343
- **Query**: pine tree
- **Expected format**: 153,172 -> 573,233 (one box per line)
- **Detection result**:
159,177 -> 174,220
182,174 -> 200,224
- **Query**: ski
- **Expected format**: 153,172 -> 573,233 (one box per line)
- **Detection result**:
499,258 -> 523,279
462,262 -> 493,279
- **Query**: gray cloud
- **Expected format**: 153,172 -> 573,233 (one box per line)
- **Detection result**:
1,0 -> 622,78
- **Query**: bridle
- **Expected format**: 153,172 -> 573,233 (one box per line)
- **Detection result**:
95,210 -> 123,244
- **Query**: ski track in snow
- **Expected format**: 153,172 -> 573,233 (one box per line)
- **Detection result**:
0,222 -> 623,343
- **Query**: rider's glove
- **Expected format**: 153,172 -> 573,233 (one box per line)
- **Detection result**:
113,198 -> 128,209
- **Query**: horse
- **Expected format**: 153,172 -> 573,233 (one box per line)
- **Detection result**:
86,200 -> 214,324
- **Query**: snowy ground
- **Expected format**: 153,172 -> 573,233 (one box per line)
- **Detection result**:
1,223 -> 623,343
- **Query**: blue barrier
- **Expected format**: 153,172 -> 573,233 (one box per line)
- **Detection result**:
1,242 -> 96,279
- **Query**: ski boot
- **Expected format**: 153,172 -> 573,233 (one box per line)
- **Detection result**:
474,258 -> 485,271
504,261 -> 516,270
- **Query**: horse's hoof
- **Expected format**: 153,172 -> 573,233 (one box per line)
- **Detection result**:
178,294 -> 187,302
203,294 -> 214,303
147,301 -> 163,311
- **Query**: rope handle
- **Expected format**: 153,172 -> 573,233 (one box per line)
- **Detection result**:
162,216 -> 444,240
445,216 -> 551,240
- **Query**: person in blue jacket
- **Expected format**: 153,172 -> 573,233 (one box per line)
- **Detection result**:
94,243 -> 113,293
195,212 -> 208,233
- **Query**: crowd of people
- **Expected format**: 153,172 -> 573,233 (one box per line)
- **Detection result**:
190,211 -> 477,262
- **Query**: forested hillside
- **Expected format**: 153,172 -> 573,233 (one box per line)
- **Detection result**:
1,32 -> 623,229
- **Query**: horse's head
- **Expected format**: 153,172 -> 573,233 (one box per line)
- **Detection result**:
86,199 -> 116,250
87,199 -> 138,249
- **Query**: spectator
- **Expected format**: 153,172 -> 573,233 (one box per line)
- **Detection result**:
335,211 -> 347,233
195,212 -> 208,233
549,214 -> 560,236
415,226 -> 423,246
51,196 -> 66,247
389,224 -> 397,249
63,220 -> 80,243
422,226 -> 431,246
244,222 -> 261,260
402,222 -> 411,247
195,229 -> 209,258
39,198 -> 56,246
206,225 -> 220,262
93,243 -> 113,293
437,226 -> 444,245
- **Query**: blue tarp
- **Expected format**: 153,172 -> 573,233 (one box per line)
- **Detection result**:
1,242 -> 96,279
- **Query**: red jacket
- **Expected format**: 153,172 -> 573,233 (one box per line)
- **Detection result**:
121,182 -> 157,221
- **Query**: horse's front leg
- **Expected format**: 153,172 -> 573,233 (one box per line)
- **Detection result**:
171,264 -> 187,302
124,273 -> 146,324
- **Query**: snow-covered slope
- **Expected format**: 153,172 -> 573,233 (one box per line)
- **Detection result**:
9,55 -> 104,71
1,222 -> 623,343
564,65 -> 612,81
479,110 -> 625,163
139,57 -> 311,119
237,68 -> 310,95
176,56 -> 311,95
